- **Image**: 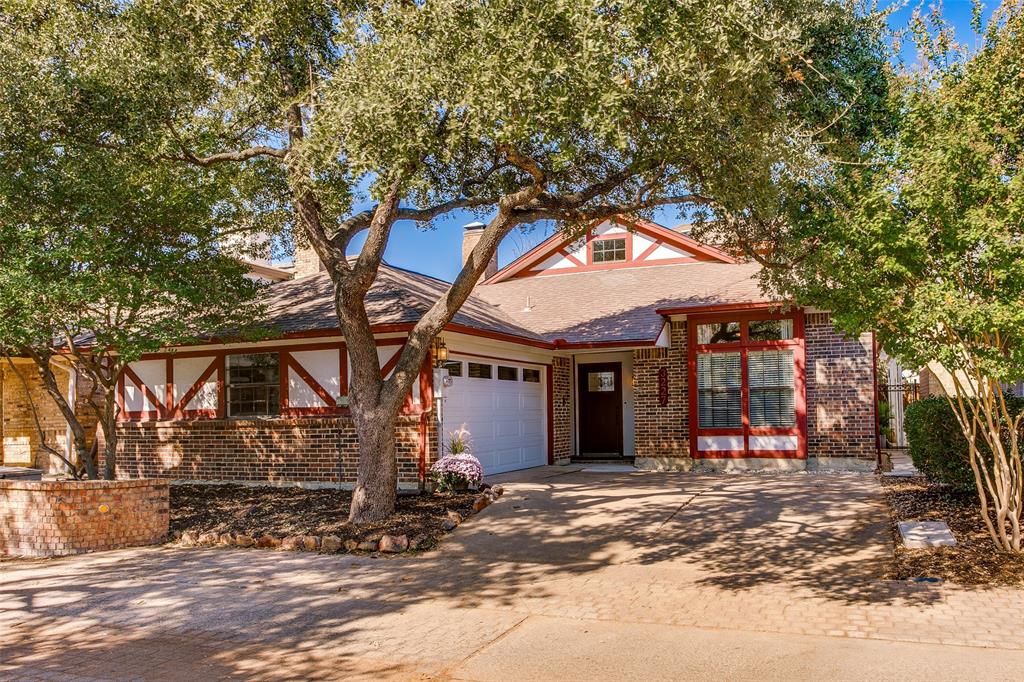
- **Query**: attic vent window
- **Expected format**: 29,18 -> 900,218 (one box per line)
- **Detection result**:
592,238 -> 626,263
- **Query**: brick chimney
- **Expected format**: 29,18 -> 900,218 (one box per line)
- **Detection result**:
293,244 -> 325,278
462,222 -> 498,280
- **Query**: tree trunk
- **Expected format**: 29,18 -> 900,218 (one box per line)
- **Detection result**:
945,365 -> 1023,553
19,352 -> 97,479
100,386 -> 118,480
3,355 -> 86,478
348,406 -> 399,524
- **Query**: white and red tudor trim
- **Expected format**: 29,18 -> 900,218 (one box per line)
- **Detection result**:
106,217 -> 880,486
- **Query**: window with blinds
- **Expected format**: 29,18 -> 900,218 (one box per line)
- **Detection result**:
697,352 -> 742,428
748,350 -> 796,427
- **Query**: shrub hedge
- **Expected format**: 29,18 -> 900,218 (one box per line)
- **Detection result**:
904,396 -> 1024,491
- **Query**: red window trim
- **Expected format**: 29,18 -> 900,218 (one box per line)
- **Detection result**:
586,230 -> 632,266
687,310 -> 807,460
118,338 -> 431,423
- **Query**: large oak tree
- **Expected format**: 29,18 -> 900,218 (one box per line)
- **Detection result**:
8,0 -> 890,520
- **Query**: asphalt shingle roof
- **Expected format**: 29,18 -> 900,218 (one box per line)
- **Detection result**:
263,263 -> 548,343
470,261 -> 768,345
262,259 -> 769,347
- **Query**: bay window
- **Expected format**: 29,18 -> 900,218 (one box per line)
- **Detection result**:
697,352 -> 742,428
747,350 -> 796,427
690,314 -> 804,457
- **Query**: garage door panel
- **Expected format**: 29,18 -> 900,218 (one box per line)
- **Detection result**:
522,421 -> 543,438
496,449 -> 523,466
495,421 -> 521,438
495,393 -> 520,410
443,358 -> 547,475
521,393 -> 543,410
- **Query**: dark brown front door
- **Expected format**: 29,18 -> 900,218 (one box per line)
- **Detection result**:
578,362 -> 624,456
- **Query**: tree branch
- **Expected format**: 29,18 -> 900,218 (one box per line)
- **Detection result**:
163,122 -> 286,166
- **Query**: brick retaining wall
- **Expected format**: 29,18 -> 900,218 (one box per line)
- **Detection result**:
0,479 -> 168,557
115,415 -> 429,487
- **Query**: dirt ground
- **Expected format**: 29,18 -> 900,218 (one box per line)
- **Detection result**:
882,476 -> 1024,585
169,483 -> 479,549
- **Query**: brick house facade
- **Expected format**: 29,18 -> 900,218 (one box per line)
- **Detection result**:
116,415 -> 429,488
1,216 -> 880,483
633,323 -> 690,468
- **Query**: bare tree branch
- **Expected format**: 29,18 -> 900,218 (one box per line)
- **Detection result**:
163,122 -> 286,166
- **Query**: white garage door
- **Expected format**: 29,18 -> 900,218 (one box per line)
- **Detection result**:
441,357 -> 547,475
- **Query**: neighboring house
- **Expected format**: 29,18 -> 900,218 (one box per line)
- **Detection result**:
1,218 -> 879,485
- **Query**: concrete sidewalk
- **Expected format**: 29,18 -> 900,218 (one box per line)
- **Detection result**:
3,468 -> 1024,680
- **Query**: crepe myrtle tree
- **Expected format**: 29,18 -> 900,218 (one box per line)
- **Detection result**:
0,21 -> 270,478
720,1 -> 1024,552
20,0 -> 890,519
0,220 -> 268,480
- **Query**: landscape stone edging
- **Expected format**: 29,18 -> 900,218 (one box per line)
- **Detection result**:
174,484 -> 504,554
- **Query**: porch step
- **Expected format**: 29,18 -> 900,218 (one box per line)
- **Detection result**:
571,457 -> 635,465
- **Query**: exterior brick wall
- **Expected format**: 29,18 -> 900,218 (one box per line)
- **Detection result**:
633,321 -> 690,467
626,315 -> 876,470
1,360 -> 101,473
804,313 -> 877,462
0,479 -> 169,557
115,415 -> 428,487
552,357 -> 572,464
919,367 -> 939,398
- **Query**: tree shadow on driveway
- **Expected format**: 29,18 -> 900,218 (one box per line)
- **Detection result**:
0,469 -> 965,678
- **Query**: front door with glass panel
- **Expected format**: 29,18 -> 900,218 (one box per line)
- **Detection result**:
578,362 -> 624,456
689,314 -> 805,458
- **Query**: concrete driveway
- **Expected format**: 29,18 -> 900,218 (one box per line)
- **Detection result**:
3,467 -> 1024,680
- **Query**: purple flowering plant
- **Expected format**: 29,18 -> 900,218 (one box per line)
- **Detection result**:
431,425 -> 483,493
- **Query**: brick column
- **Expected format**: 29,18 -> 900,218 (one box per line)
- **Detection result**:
804,313 -> 877,470
552,357 -> 572,464
633,321 -> 691,471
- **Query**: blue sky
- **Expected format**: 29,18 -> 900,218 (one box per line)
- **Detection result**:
330,1 -> 990,282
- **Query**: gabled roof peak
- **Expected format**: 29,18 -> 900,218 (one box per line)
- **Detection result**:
483,215 -> 735,284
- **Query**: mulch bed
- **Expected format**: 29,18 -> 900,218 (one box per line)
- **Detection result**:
170,483 -> 480,551
882,476 -> 1024,585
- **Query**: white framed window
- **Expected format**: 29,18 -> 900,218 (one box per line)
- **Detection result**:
441,360 -> 462,377
592,238 -> 627,263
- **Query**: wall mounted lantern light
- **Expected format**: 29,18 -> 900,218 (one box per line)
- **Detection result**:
432,336 -> 449,367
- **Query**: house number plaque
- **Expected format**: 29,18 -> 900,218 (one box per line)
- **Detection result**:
657,367 -> 669,407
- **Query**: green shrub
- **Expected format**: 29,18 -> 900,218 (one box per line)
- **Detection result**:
904,396 -> 1024,491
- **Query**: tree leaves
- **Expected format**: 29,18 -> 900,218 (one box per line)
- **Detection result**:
753,0 -> 1024,383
